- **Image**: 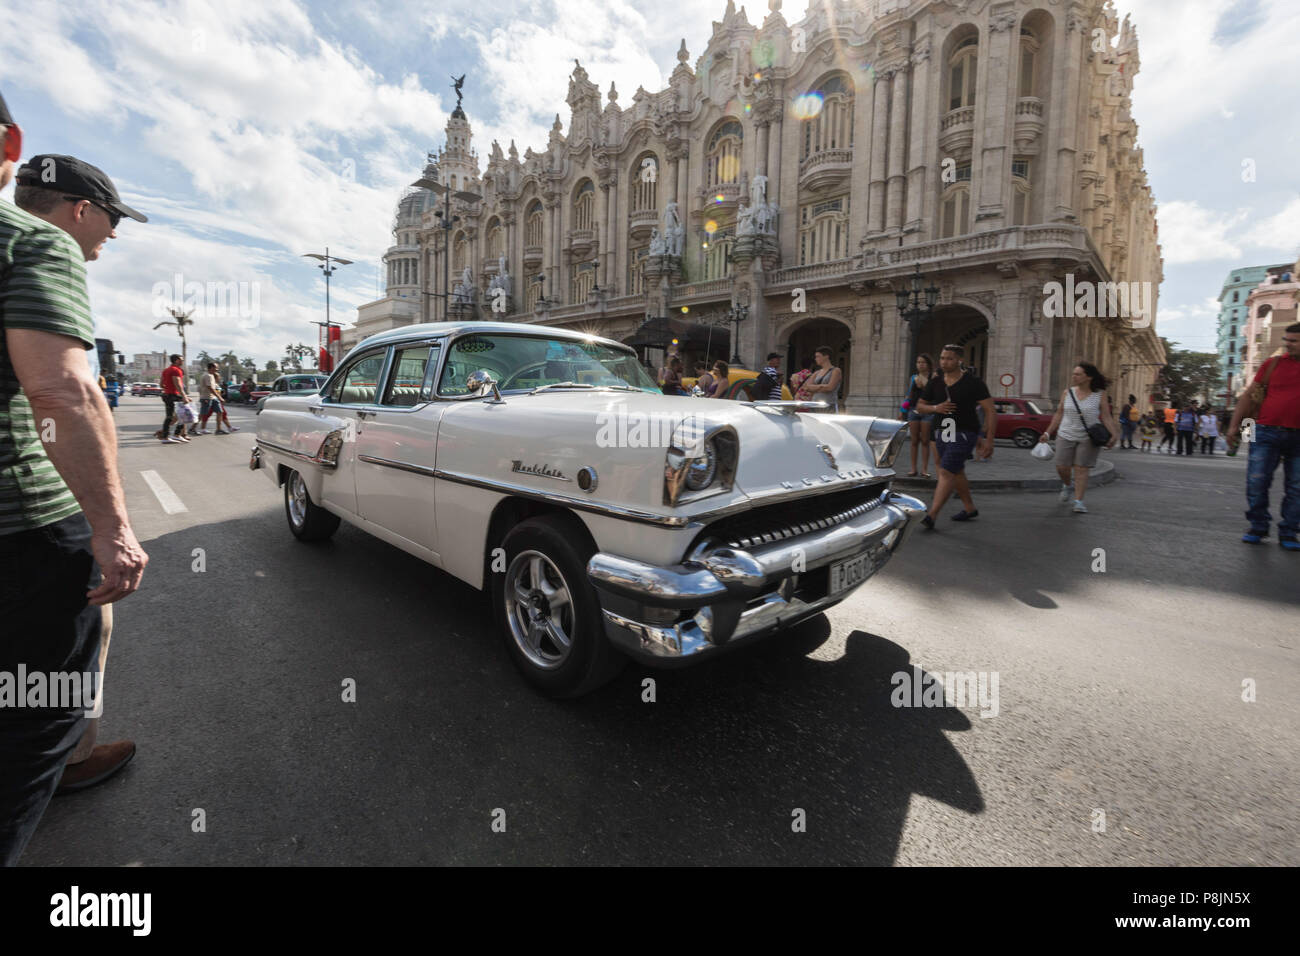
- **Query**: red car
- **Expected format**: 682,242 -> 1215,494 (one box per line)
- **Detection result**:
138,382 -> 162,397
993,397 -> 1053,447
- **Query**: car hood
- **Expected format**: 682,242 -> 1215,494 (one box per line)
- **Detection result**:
437,389 -> 898,521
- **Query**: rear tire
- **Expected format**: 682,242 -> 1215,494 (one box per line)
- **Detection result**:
492,517 -> 625,698
284,469 -> 340,542
1012,428 -> 1039,448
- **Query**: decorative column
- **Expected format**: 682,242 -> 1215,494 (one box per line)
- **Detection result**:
868,70 -> 890,235
904,39 -> 932,233
885,63 -> 910,232
973,6 -> 1019,229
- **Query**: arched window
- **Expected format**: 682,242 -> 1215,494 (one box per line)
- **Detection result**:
525,201 -> 544,247
526,275 -> 544,312
631,153 -> 659,212
628,246 -> 649,295
1018,28 -> 1039,97
485,219 -> 503,259
798,197 -> 850,265
948,36 -> 978,111
1011,157 -> 1032,226
800,75 -> 855,161
702,229 -> 734,280
573,180 -> 595,231
452,231 -> 468,274
706,121 -> 743,188
570,260 -> 596,304
940,183 -> 971,238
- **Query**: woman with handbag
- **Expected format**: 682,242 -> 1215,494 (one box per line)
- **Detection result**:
1038,362 -> 1119,513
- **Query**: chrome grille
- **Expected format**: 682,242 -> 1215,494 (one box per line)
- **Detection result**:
706,484 -> 890,550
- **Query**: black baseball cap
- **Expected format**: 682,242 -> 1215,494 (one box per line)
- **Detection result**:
14,153 -> 147,223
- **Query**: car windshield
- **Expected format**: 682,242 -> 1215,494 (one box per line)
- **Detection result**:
438,334 -> 660,396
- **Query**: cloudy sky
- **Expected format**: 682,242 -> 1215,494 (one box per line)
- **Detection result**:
2,0 -> 1296,367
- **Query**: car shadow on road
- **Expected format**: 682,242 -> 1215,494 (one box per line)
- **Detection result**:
25,513 -> 983,867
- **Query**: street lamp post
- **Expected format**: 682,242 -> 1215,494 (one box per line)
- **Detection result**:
895,266 -> 941,367
302,248 -> 352,371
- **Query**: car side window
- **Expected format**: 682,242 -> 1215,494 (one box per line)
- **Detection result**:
382,346 -> 439,407
328,352 -> 387,405
994,401 -> 1011,415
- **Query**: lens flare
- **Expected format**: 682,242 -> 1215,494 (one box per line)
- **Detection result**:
791,92 -> 824,120
705,219 -> 719,234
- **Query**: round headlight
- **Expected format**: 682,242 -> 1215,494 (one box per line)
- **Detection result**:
685,439 -> 718,490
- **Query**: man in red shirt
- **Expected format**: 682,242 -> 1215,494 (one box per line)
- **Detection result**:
1227,323 -> 1300,550
155,353 -> 190,443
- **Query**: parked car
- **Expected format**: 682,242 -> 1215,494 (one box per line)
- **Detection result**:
252,321 -> 924,697
130,382 -> 144,396
681,368 -> 793,401
138,382 -> 162,396
992,397 -> 1053,447
254,373 -> 329,412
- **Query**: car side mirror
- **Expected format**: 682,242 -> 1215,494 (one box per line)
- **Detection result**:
466,369 -> 504,404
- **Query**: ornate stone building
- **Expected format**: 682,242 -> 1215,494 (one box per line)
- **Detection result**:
348,0 -> 1165,412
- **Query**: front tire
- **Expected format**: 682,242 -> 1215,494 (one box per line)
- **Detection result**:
284,469 -> 340,542
492,517 -> 625,698
1012,428 -> 1039,448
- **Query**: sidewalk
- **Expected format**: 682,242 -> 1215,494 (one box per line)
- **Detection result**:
890,438 -> 1116,492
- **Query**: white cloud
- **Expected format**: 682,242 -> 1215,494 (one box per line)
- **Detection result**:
1156,201 -> 1248,265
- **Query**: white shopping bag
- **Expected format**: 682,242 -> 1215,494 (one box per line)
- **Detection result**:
1031,441 -> 1054,460
176,402 -> 198,424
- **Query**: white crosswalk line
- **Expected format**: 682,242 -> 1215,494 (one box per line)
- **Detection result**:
140,469 -> 188,514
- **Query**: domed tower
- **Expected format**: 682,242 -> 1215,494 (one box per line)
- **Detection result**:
383,174 -> 435,299
434,100 -> 480,195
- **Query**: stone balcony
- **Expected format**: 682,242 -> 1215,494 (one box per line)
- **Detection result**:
629,207 -> 658,239
1014,96 -> 1045,151
798,147 -> 853,192
567,228 -> 596,256
522,244 -> 543,268
939,106 -> 975,154
697,181 -> 742,211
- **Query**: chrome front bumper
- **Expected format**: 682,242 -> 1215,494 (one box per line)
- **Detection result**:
587,490 -> 926,664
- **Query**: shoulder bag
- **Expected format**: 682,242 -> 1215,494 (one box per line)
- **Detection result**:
1070,388 -> 1111,447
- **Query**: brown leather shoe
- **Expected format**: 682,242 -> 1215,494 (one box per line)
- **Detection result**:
55,740 -> 136,795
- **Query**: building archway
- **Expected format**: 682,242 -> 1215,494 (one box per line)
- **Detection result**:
916,304 -> 989,379
785,316 -> 853,397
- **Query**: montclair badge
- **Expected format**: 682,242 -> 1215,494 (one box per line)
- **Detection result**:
511,460 -> 570,481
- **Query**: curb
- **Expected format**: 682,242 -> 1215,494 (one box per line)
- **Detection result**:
891,458 -> 1116,493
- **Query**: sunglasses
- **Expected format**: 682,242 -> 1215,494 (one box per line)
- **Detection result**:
63,195 -> 121,229
2,122 -> 20,163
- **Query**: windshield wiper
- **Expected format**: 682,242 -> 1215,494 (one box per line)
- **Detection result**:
529,381 -> 595,394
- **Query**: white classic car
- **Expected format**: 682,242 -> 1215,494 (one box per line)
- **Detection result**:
252,321 -> 925,697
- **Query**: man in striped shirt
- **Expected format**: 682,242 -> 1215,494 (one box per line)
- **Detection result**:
0,98 -> 149,864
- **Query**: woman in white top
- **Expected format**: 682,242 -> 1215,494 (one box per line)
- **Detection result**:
1197,407 -> 1219,455
1039,362 -> 1119,513
802,345 -> 842,412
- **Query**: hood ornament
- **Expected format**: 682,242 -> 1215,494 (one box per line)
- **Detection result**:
817,442 -> 838,471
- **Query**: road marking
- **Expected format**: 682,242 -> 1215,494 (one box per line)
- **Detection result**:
140,469 -> 189,514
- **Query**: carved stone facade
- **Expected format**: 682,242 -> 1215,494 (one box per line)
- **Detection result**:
348,0 -> 1165,413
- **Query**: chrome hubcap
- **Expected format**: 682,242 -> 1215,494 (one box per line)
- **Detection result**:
289,473 -> 308,527
505,550 -> 574,669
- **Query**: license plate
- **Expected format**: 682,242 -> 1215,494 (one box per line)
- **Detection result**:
830,552 -> 874,596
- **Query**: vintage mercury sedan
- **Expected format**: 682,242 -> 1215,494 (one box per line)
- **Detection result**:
252,322 -> 925,697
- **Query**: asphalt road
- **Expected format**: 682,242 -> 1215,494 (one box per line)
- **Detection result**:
21,398 -> 1299,865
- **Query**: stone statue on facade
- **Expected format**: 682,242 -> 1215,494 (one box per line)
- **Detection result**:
663,200 -> 684,256
737,203 -> 756,236
453,266 -> 474,306
488,255 -> 512,298
649,227 -> 667,257
750,174 -> 768,208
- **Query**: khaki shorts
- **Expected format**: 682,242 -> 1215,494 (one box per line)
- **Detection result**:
1054,436 -> 1100,468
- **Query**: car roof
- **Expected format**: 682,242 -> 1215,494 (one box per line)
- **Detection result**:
355,321 -> 631,354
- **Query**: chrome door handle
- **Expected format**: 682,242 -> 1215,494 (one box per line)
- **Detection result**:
356,409 -> 375,419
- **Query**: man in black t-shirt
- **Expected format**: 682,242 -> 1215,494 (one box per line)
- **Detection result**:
916,345 -> 997,528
